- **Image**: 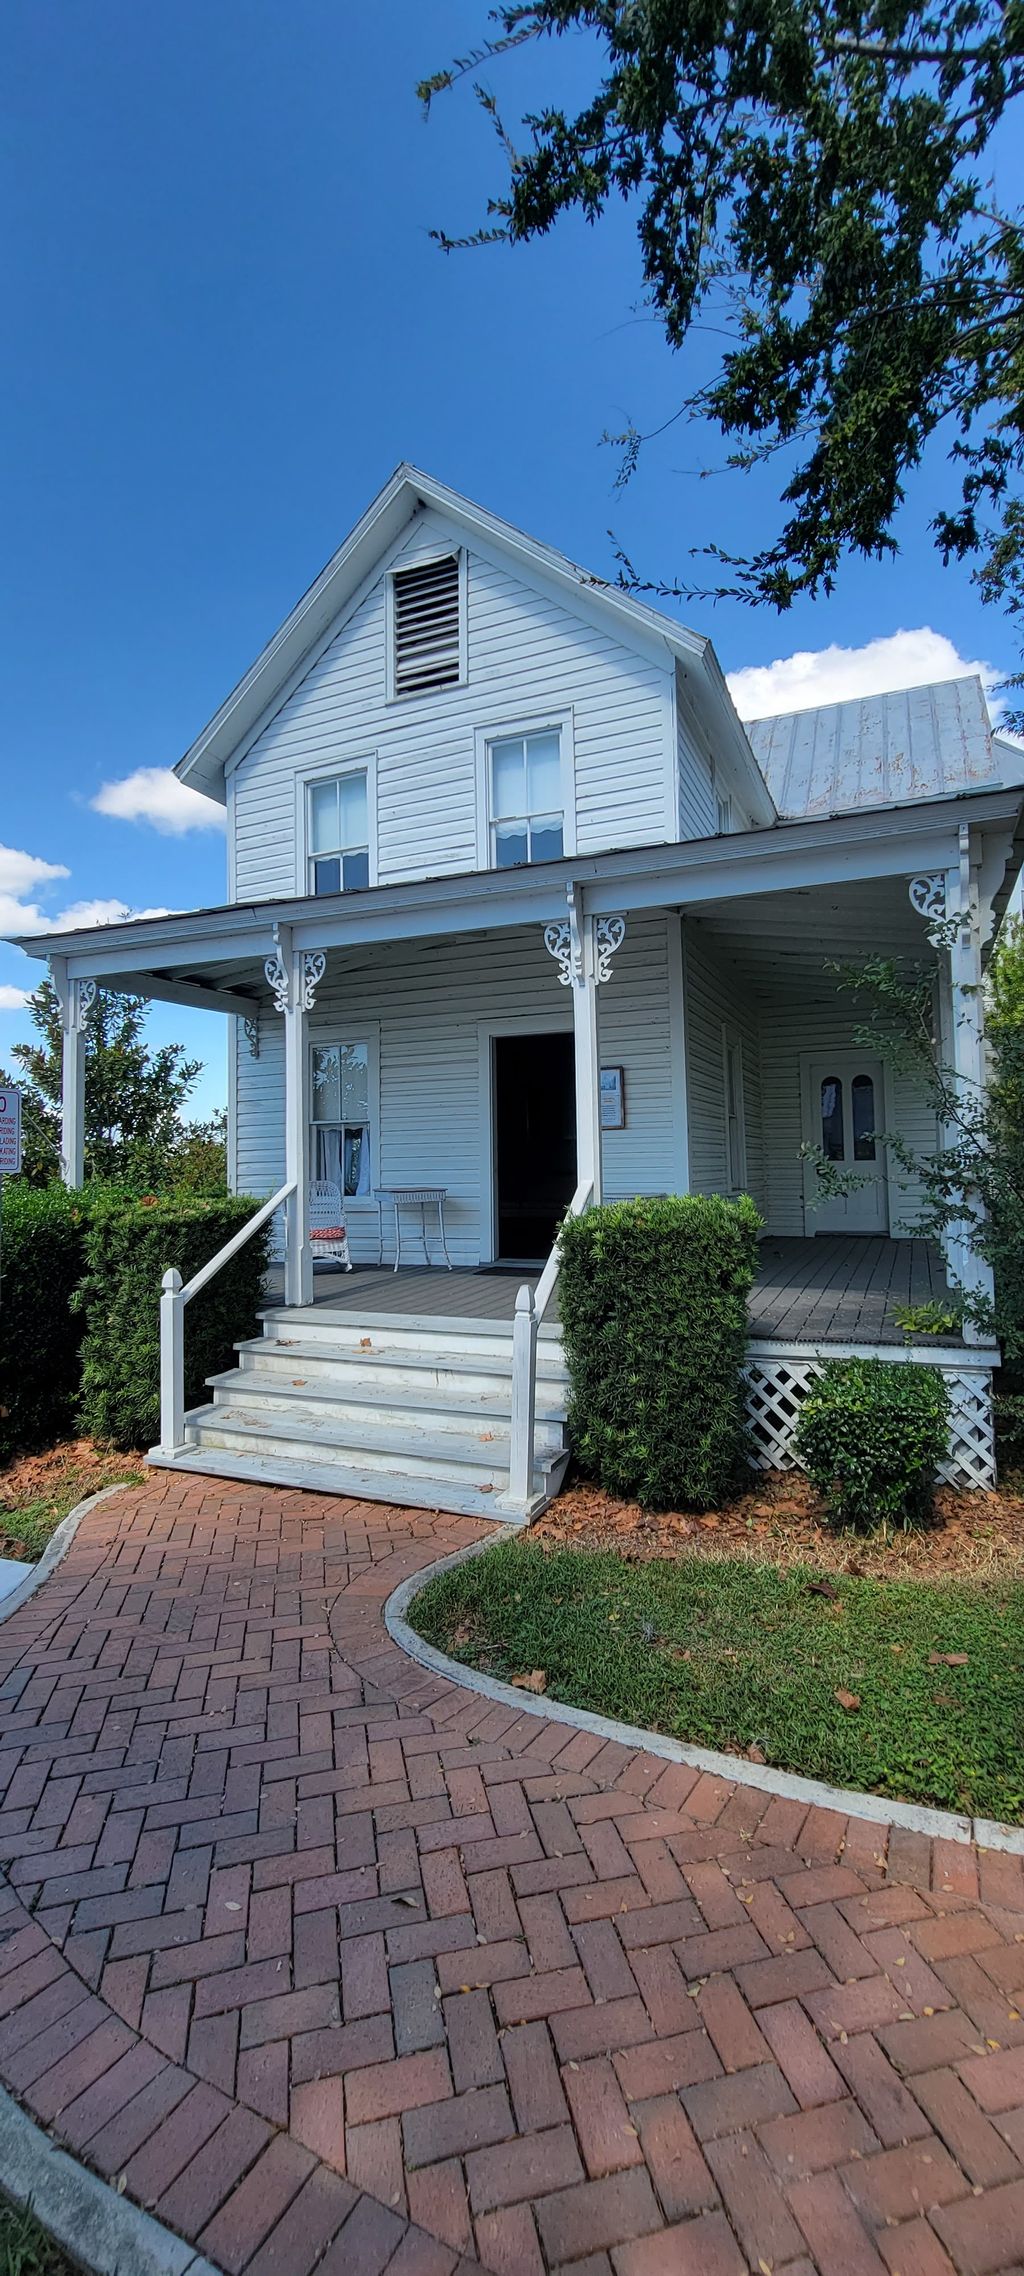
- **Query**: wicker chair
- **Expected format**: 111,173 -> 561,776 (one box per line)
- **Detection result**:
308,1179 -> 352,1271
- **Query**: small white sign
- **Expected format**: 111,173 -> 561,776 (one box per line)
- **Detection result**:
0,1088 -> 22,1176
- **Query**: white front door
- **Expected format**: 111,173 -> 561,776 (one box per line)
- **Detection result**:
803,1054 -> 888,1233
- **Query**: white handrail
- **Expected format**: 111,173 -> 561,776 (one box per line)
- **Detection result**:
506,1176 -> 594,1510
533,1175 -> 593,1323
158,1180 -> 296,1455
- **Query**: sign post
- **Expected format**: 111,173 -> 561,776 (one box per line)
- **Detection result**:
0,1087 -> 22,1315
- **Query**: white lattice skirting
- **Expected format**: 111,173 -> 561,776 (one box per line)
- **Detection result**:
743,1340 -> 997,1492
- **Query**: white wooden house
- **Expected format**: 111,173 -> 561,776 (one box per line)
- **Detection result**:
15,467 -> 1024,1514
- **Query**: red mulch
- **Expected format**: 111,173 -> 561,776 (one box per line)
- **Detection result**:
537,1469 -> 1024,1580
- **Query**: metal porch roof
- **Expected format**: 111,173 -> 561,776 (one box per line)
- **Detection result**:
744,675 -> 1023,819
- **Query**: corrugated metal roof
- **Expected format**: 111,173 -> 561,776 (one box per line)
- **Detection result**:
743,675 -> 1005,818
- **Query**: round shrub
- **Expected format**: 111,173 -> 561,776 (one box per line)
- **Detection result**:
794,1356 -> 949,1531
558,1192 -> 762,1510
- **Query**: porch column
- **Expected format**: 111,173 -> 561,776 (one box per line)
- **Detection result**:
909,838 -> 994,1343
265,928 -> 326,1308
50,957 -> 94,1189
544,886 -> 627,1207
945,828 -> 995,1344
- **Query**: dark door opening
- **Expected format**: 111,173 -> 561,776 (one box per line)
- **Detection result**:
493,1032 -> 576,1264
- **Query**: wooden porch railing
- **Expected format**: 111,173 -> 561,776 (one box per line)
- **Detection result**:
157,1180 -> 296,1455
506,1175 -> 593,1511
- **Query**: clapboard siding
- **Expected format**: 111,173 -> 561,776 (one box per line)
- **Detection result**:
676,669 -> 718,840
231,507 -> 675,900
683,926 -> 766,1212
233,914 -> 680,1264
757,995 -> 937,1236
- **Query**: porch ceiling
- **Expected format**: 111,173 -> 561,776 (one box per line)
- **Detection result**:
691,874 -> 938,1001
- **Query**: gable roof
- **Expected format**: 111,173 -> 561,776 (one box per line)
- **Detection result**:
743,675 -> 1020,819
174,463 -> 775,826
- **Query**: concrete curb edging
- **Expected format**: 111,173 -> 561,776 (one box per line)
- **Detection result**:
385,1537 -> 1024,1858
0,1485 -> 132,1626
0,2079 -> 221,2276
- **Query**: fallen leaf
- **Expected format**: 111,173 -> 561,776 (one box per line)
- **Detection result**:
834,1688 -> 861,1711
746,1743 -> 767,1764
929,1652 -> 969,1666
392,1894 -> 420,1909
511,1669 -> 547,1693
807,1578 -> 839,1600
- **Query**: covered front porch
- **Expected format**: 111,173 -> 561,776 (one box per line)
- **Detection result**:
265,1232 -> 962,1345
21,786 -> 1017,1508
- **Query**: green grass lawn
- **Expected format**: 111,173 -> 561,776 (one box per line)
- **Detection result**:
411,1536 -> 1024,1824
0,2199 -> 77,2276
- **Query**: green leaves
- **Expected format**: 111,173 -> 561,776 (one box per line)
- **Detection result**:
794,1355 -> 950,1530
559,1192 -> 763,1508
423,0 -> 1024,671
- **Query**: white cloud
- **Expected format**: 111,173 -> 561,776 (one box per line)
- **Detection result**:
728,628 -> 1001,721
0,985 -> 29,1012
48,897 -> 175,930
0,841 -> 176,939
91,767 -> 224,835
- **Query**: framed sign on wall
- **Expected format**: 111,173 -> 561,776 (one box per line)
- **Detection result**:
600,1066 -> 625,1129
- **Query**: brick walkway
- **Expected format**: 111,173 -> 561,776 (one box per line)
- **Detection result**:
0,1478 -> 1022,2276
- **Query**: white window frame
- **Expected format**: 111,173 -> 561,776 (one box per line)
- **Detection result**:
474,711 -> 577,871
308,1019 -> 381,1222
722,1024 -> 747,1191
294,753 -> 378,898
385,546 -> 468,704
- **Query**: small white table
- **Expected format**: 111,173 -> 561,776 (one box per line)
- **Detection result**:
375,1187 -> 452,1271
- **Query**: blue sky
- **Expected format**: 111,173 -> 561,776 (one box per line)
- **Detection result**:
3,0 -> 1018,1117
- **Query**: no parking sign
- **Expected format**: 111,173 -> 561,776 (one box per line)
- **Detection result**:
0,1089 -> 21,1177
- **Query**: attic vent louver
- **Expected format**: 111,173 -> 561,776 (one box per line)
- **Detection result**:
392,553 -> 462,696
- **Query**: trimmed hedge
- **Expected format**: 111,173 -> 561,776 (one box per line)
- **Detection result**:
0,1182 -> 88,1462
794,1356 -> 949,1531
559,1193 -> 762,1510
77,1195 -> 271,1449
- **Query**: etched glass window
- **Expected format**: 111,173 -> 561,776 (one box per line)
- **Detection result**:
311,1042 -> 371,1196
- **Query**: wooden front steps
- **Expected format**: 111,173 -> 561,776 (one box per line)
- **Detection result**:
148,1303 -> 570,1520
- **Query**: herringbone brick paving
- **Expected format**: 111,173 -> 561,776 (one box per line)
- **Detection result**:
0,1478 -> 1021,2275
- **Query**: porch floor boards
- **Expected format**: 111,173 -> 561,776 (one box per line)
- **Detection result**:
266,1235 -> 963,1346
749,1233 -> 957,1345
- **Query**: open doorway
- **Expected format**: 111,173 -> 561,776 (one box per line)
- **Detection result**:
492,1031 -> 576,1264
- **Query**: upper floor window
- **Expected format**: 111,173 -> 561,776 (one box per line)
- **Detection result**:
390,552 -> 463,698
489,729 -> 564,868
308,771 -> 369,895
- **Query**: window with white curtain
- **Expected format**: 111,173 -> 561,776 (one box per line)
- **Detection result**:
488,729 -> 564,867
310,1043 -> 372,1197
307,773 -> 369,895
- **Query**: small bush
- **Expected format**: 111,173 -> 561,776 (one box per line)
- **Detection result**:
77,1194 -> 271,1449
559,1192 -> 762,1510
0,1182 -> 88,1461
794,1357 -> 949,1531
